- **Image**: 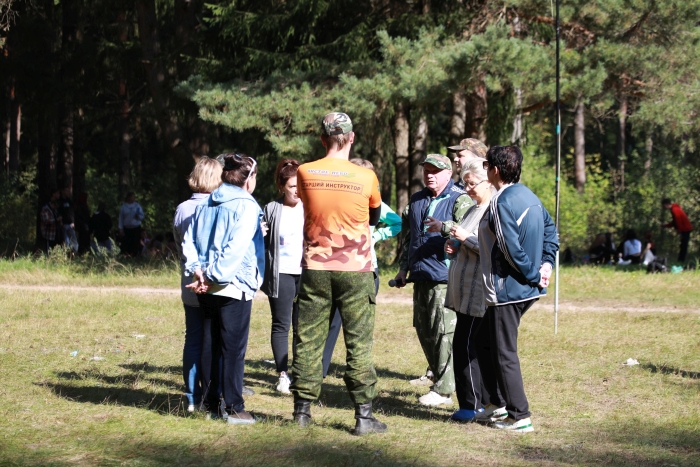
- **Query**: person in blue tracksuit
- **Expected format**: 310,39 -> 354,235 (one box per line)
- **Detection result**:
474,145 -> 559,433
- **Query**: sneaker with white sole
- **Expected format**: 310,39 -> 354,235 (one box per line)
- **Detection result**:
493,416 -> 534,433
187,402 -> 207,413
418,390 -> 453,407
276,372 -> 292,395
409,369 -> 434,386
474,404 -> 508,423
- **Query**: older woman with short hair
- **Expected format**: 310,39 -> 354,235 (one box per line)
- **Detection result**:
444,158 -> 494,422
173,156 -> 223,413
182,153 -> 265,425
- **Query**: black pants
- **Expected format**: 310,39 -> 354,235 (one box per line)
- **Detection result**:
454,313 -> 485,411
322,270 -> 379,377
122,226 -> 141,257
268,273 -> 300,373
199,293 -> 252,413
679,231 -> 691,263
477,299 -> 536,420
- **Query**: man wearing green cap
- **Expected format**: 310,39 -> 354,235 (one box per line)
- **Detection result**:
290,112 -> 387,435
448,138 -> 489,190
393,154 -> 473,407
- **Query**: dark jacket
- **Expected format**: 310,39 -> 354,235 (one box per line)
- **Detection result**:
261,198 -> 284,297
406,180 -> 466,283
479,183 -> 559,306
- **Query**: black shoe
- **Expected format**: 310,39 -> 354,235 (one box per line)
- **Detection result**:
353,402 -> 387,435
293,400 -> 312,427
242,386 -> 255,396
207,398 -> 228,422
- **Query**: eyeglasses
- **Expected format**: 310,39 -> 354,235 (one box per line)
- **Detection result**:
464,180 -> 487,189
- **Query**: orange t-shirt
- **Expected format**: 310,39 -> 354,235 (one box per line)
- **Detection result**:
297,157 -> 381,272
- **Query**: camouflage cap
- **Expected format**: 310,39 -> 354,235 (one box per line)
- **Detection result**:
419,154 -> 452,171
321,112 -> 353,136
447,138 -> 488,158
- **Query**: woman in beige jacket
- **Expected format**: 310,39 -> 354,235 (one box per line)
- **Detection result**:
444,158 -> 496,422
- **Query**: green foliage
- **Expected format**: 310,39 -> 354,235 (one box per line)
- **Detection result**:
0,169 -> 38,244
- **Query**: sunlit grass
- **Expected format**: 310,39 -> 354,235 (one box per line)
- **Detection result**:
0,265 -> 698,466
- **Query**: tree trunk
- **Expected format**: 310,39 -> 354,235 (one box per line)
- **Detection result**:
136,0 -> 193,201
117,10 -> 130,200
392,102 -> 410,214
449,89 -> 466,146
511,88 -> 523,144
616,95 -> 628,192
57,0 -> 80,194
410,113 -> 427,197
644,135 -> 653,176
73,109 -> 85,196
7,84 -> 20,174
465,75 -> 487,142
574,97 -> 586,193
369,130 -> 392,204
36,108 -> 57,247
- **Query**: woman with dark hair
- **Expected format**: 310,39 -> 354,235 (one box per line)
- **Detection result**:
618,229 -> 642,265
182,153 -> 265,425
261,158 -> 303,394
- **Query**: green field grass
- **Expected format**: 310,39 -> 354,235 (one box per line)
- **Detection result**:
0,262 -> 698,466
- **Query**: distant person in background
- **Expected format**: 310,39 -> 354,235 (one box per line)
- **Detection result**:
58,187 -> 78,252
39,189 -> 63,254
320,158 -> 401,379
140,230 -> 151,256
173,156 -> 223,413
119,192 -> 145,257
618,229 -> 642,265
640,231 -> 656,266
90,202 -> 114,254
662,198 -> 693,263
588,232 -> 615,265
261,158 -> 303,395
74,193 -> 91,255
447,138 -> 489,190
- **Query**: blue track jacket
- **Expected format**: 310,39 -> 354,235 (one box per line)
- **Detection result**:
479,183 -> 559,306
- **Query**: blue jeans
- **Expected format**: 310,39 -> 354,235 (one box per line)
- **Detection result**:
183,304 -> 210,406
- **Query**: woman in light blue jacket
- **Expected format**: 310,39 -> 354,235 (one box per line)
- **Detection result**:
182,153 -> 265,425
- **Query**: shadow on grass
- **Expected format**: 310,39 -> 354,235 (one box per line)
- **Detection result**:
41,380 -> 187,416
642,362 -> 700,379
517,419 -> 700,467
0,436 -> 435,467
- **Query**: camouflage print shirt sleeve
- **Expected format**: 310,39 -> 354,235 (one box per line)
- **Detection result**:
398,203 -> 411,271
441,194 -> 474,237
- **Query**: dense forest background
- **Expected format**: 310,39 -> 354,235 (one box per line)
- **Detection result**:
1,0 -> 699,261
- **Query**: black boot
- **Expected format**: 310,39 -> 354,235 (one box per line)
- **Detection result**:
293,400 -> 312,427
353,402 -> 387,435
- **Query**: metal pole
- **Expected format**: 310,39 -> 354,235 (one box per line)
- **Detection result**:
554,0 -> 561,335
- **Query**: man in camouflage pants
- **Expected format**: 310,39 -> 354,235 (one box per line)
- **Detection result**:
290,112 -> 387,435
393,154 -> 473,407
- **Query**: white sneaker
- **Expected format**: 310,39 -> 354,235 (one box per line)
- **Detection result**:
409,369 -> 434,386
493,416 -> 534,433
276,372 -> 292,395
187,402 -> 206,413
418,390 -> 453,407
474,403 -> 508,423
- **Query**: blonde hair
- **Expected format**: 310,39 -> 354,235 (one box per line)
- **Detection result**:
461,158 -> 488,183
349,158 -> 374,171
188,156 -> 223,193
